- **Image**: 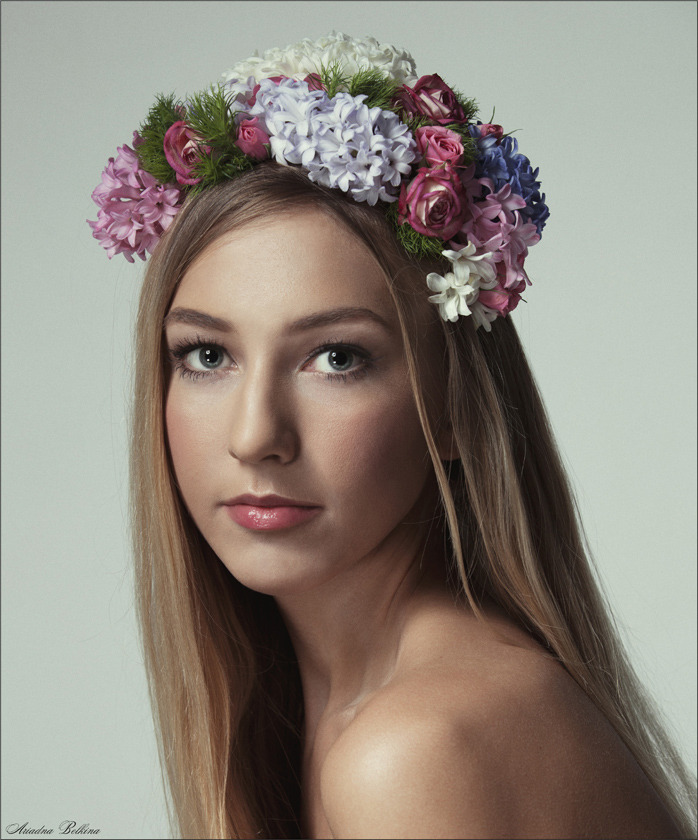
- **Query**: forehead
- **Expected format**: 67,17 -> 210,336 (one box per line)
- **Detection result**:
171,208 -> 395,327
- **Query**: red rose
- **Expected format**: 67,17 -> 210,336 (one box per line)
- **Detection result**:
398,165 -> 467,240
415,125 -> 464,168
163,121 -> 210,185
399,74 -> 467,125
479,123 -> 504,141
235,117 -> 270,160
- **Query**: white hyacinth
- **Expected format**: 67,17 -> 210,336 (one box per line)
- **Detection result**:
224,75 -> 258,111
221,31 -> 418,88
426,244 -> 498,326
246,78 -> 327,166
307,93 -> 417,204
245,79 -> 418,206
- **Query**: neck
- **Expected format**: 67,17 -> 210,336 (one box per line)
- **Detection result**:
274,512 -> 449,728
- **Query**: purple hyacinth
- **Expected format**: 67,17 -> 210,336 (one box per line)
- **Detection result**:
468,126 -> 549,236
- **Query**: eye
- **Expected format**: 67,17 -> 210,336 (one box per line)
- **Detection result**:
186,345 -> 229,371
312,348 -> 357,374
168,336 -> 234,380
303,343 -> 374,383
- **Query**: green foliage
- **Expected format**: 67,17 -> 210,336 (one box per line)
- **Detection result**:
403,113 -> 432,132
459,132 -> 479,166
189,151 -> 253,195
348,68 -> 399,110
137,93 -> 182,183
452,89 -> 478,124
318,64 -> 399,110
136,86 -> 253,193
319,62 -> 350,98
386,204 -> 446,260
185,85 -> 253,190
185,86 -> 237,153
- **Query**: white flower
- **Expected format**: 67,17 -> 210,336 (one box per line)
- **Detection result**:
246,80 -> 417,206
221,31 -> 418,88
224,75 -> 258,112
246,78 -> 327,166
469,301 -> 499,332
315,32 -> 417,84
426,244 -> 498,324
306,92 -> 417,205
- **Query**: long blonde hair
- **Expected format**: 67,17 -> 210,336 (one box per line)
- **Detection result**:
130,163 -> 696,838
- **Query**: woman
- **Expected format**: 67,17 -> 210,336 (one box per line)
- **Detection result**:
90,33 -> 696,839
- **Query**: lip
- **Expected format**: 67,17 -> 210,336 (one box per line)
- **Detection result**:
223,494 -> 318,508
222,494 -> 321,531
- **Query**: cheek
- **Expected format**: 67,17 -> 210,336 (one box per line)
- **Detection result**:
308,385 -> 431,507
165,389 -> 220,493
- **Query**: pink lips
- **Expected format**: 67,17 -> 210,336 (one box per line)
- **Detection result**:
222,494 -> 321,531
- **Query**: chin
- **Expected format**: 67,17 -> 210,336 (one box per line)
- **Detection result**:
214,547 -> 341,599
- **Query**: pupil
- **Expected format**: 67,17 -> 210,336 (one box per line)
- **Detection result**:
329,350 -> 351,370
199,347 -> 220,368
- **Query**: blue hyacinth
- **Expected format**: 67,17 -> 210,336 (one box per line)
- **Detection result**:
468,126 -> 549,236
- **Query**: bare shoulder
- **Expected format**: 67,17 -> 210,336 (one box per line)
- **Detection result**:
320,605 -> 679,839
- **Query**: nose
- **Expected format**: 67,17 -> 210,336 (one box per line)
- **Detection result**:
227,369 -> 299,465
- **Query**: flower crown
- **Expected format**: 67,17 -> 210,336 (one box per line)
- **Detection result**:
88,32 -> 549,330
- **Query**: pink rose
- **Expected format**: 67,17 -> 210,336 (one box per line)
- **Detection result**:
478,266 -> 526,315
398,165 -> 467,240
163,121 -> 210,185
235,117 -> 270,160
398,74 -> 467,125
415,126 -> 464,168
479,123 -> 504,141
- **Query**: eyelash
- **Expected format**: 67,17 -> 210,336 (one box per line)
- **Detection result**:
167,334 -> 374,383
308,340 -> 374,383
167,334 -> 229,381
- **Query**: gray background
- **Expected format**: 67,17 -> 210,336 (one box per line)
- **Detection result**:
2,2 -> 695,837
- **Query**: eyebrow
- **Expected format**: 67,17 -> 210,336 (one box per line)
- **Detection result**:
163,306 -> 393,334
163,308 -> 232,332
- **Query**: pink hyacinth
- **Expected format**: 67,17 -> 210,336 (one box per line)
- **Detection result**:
451,168 -> 540,291
87,137 -> 183,262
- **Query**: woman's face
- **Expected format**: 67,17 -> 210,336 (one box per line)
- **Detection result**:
164,208 -> 441,596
